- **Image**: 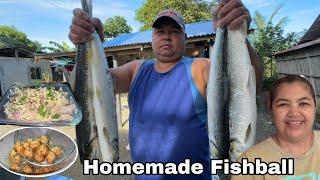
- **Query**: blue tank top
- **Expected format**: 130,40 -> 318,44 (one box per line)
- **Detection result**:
128,57 -> 210,180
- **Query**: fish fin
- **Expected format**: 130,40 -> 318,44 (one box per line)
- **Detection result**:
245,123 -> 252,143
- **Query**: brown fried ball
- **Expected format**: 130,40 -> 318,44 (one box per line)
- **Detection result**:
29,139 -> 41,149
10,163 -> 20,172
51,146 -> 63,157
39,135 -> 49,144
40,166 -> 52,174
35,144 -> 49,157
34,154 -> 45,163
14,141 -> 25,155
14,141 -> 21,149
34,168 -> 41,175
23,147 -> 34,159
22,165 -> 33,174
22,141 -> 30,149
46,151 -> 56,164
12,154 -> 22,164
9,149 -> 17,158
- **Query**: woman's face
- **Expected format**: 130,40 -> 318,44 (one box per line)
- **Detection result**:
271,81 -> 316,143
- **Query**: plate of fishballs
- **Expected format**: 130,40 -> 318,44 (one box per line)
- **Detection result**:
0,127 -> 78,177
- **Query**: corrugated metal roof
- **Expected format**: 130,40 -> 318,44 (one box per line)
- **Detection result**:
273,38 -> 320,56
103,20 -> 215,48
299,15 -> 320,44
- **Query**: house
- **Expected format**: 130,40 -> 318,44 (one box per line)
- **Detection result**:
274,15 -> 320,95
102,20 -> 216,67
0,36 -> 52,96
35,20 -> 218,66
33,20 -> 219,126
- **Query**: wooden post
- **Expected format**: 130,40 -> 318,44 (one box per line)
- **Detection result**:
112,55 -> 122,128
15,49 -> 18,60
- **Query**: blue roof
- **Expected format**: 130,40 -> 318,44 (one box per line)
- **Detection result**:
103,20 -> 215,48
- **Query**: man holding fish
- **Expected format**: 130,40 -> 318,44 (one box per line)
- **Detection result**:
69,0 -> 262,179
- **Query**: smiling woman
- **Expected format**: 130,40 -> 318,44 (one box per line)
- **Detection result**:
232,75 -> 320,180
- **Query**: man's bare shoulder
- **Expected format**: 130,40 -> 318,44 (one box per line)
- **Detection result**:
130,59 -> 144,68
192,57 -> 210,65
130,60 -> 144,80
191,57 -> 210,70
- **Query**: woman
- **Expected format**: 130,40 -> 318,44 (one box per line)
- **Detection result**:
232,75 -> 320,179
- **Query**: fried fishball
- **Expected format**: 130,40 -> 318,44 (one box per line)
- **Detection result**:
51,146 -> 63,157
14,141 -> 25,155
22,141 -> 30,149
14,141 -> 21,149
39,136 -> 49,144
22,165 -> 33,174
29,139 -> 41,149
34,154 -> 45,163
35,144 -> 49,157
46,151 -> 56,164
11,154 -> 22,164
9,149 -> 17,158
10,163 -> 20,172
24,147 -> 33,159
39,166 -> 53,174
34,168 -> 41,174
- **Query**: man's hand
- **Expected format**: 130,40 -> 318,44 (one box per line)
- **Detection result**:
212,0 -> 251,31
68,8 -> 105,45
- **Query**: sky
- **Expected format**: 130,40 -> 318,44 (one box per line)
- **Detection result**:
0,0 -> 319,47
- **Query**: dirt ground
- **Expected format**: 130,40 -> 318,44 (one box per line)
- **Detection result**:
1,93 -> 320,180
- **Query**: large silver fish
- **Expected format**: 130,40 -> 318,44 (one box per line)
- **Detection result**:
207,27 -> 229,179
227,22 -> 257,162
74,0 -> 119,162
207,21 -> 256,178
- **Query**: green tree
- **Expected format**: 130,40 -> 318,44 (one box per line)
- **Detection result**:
136,0 -> 216,31
103,16 -> 132,38
41,41 -> 75,53
251,6 -> 299,82
0,25 -> 41,51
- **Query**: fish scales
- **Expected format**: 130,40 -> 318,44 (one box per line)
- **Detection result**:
227,22 -> 257,162
207,28 -> 226,159
74,0 -> 119,162
75,43 -> 99,161
207,27 -> 229,179
207,22 -> 257,179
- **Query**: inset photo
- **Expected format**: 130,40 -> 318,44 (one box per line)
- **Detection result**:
0,127 -> 78,177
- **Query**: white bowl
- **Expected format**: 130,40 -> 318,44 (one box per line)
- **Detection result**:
0,127 -> 78,177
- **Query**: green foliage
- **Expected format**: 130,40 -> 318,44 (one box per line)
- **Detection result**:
0,25 -> 42,51
0,25 -> 27,43
103,16 -> 132,38
136,0 -> 216,31
251,7 -> 299,89
40,41 -> 75,53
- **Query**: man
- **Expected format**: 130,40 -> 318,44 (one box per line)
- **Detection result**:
69,0 -> 262,179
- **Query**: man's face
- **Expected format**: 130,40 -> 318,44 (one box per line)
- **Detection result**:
152,18 -> 186,62
271,82 -> 316,143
